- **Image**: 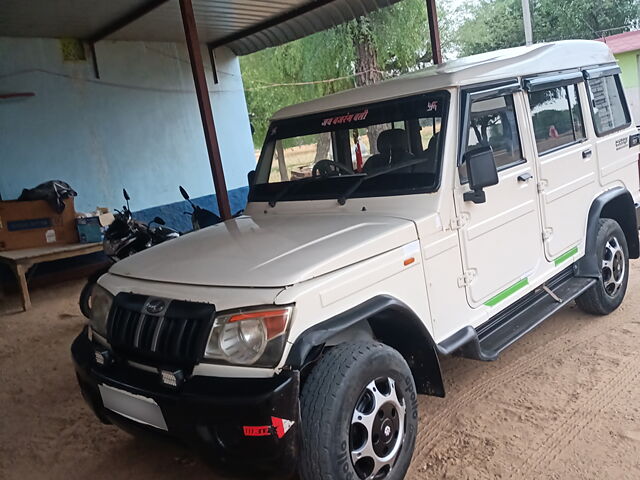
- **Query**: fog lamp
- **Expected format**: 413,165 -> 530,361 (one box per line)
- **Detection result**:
94,349 -> 112,366
159,369 -> 184,388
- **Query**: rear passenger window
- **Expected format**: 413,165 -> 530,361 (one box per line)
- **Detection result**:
460,94 -> 523,182
587,74 -> 631,136
529,84 -> 585,154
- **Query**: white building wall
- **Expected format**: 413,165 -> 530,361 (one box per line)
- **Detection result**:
0,37 -> 255,213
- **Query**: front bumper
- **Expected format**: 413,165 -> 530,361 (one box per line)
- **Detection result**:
71,328 -> 300,478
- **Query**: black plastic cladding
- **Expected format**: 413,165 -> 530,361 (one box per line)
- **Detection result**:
576,187 -> 640,279
286,295 -> 445,397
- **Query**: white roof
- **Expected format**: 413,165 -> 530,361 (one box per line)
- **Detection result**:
272,40 -> 615,120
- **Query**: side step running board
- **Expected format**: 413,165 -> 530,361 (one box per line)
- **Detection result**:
438,270 -> 596,361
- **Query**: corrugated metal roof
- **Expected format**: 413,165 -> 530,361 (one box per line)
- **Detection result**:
0,0 -> 401,55
598,30 -> 640,55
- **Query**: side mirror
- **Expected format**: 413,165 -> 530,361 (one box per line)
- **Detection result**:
152,216 -> 165,225
123,188 -> 130,201
463,146 -> 498,204
247,170 -> 256,187
179,186 -> 190,201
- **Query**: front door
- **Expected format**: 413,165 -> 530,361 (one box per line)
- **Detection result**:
454,84 -> 544,308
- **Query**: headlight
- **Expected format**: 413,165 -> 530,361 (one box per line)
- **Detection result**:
90,285 -> 113,336
204,307 -> 292,367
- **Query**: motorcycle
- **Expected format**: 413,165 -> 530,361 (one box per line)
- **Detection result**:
79,189 -> 179,318
179,185 -> 222,230
179,185 -> 246,229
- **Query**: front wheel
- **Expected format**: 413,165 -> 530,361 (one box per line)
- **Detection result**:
576,218 -> 629,315
300,342 -> 418,480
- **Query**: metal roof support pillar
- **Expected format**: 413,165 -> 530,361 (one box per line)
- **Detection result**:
425,0 -> 442,65
178,0 -> 231,220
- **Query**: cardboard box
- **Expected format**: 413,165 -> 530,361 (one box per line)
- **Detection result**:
0,198 -> 79,251
76,216 -> 103,243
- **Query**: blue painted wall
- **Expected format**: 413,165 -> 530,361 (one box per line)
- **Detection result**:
0,37 -> 258,288
134,186 -> 249,232
0,37 -> 256,214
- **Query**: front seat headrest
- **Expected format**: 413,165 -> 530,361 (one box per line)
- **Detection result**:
377,129 -> 410,155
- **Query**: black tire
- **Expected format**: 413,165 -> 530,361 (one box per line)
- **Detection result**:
576,218 -> 629,315
79,280 -> 95,319
300,342 -> 418,480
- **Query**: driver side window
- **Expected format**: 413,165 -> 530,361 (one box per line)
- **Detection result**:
459,94 -> 524,182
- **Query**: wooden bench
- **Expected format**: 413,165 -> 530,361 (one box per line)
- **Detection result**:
0,243 -> 103,311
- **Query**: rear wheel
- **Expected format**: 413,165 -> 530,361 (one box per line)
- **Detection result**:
576,218 -> 629,315
299,342 -> 418,480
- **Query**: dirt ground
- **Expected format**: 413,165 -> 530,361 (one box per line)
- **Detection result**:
1,262 -> 640,480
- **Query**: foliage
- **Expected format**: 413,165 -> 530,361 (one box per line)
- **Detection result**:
455,0 -> 525,56
240,0 -> 639,147
240,0 -> 449,146
455,0 -> 639,56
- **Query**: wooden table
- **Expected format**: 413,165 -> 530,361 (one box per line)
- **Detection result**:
0,243 -> 103,311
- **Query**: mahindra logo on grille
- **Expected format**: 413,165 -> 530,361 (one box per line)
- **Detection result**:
146,299 -> 166,315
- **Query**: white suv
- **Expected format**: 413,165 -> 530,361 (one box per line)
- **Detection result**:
72,40 -> 640,480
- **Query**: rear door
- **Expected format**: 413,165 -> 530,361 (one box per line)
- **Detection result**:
523,73 -> 598,262
454,83 -> 545,308
584,67 -> 639,196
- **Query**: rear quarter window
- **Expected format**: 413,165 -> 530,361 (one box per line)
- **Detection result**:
587,74 -> 631,136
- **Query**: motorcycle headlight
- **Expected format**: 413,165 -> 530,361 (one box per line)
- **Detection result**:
204,307 -> 293,367
90,285 -> 113,336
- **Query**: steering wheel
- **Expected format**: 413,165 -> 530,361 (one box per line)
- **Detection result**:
312,159 -> 352,178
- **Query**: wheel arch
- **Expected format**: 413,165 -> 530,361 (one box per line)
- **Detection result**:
286,295 -> 445,397
576,187 -> 639,278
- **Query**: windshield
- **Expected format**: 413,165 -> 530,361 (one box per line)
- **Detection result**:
250,91 -> 449,203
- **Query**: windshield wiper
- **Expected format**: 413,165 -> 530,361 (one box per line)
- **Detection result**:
268,175 -> 356,207
337,157 -> 430,205
268,178 -> 305,207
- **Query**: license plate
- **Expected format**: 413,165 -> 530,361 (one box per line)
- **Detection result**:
98,384 -> 168,431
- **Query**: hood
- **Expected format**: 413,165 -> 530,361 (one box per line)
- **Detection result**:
109,213 -> 417,287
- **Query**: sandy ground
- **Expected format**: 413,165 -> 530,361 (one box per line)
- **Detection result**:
1,262 -> 639,480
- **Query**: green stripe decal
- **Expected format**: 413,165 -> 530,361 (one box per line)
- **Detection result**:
484,278 -> 529,307
554,246 -> 579,266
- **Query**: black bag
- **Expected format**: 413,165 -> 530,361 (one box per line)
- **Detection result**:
18,180 -> 77,213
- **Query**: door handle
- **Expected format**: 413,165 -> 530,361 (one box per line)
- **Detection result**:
582,149 -> 592,159
517,172 -> 533,182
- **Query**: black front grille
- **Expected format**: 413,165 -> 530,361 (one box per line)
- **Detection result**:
107,293 -> 215,367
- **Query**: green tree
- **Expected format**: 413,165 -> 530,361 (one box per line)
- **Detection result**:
240,0 -> 452,146
455,0 -> 525,56
455,0 -> 639,56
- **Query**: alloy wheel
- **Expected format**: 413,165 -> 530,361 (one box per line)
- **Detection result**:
602,235 -> 625,297
350,377 -> 406,479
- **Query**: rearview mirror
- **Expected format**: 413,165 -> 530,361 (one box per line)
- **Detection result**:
463,146 -> 498,204
153,216 -> 166,225
179,186 -> 190,201
123,188 -> 130,201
